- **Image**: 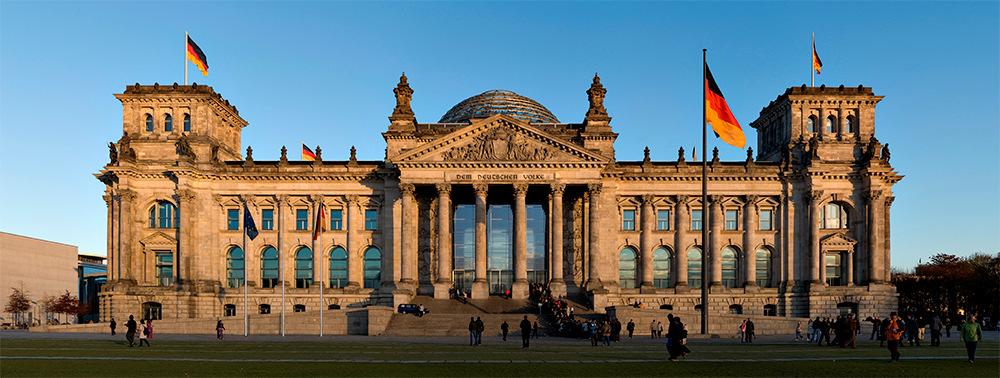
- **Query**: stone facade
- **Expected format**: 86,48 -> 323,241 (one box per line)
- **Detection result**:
97,77 -> 901,323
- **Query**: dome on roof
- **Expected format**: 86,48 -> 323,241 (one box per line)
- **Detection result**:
438,89 -> 559,124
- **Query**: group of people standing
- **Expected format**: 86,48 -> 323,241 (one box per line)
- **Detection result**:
805,314 -> 860,348
738,318 -> 756,344
109,315 -> 152,347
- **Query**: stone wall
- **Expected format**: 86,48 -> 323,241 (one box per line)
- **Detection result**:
608,306 -> 811,336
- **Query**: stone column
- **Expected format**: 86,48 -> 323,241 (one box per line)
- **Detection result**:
846,251 -> 854,287
433,184 -> 453,299
310,195 -> 324,288
639,194 -> 655,290
883,196 -> 894,283
586,183 -> 603,289
399,183 -> 416,287
782,192 -> 795,287
512,183 -> 529,299
104,193 -> 115,282
809,190 -> 823,285
276,195 -> 290,288
708,195 -> 723,288
345,195 -> 361,287
866,190 -> 884,284
119,189 -> 136,282
549,183 -> 566,296
674,196 -> 689,287
743,195 -> 757,287
472,184 -> 489,299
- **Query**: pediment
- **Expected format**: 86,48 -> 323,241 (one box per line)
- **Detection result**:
821,232 -> 857,247
140,231 -> 177,248
393,115 -> 609,166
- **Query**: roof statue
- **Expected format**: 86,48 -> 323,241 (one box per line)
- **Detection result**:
585,73 -> 609,120
390,73 -> 415,121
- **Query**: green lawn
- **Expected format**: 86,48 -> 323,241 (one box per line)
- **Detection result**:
1,334 -> 996,377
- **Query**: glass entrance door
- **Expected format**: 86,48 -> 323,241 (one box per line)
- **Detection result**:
487,204 -> 512,295
488,270 -> 513,294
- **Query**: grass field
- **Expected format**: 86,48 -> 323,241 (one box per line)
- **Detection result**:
1,332 -> 997,377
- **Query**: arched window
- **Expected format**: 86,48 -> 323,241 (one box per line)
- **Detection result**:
845,115 -> 855,133
227,246 -> 245,288
721,247 -> 739,288
363,247 -> 381,289
652,247 -> 671,288
822,203 -> 849,229
223,304 -> 236,317
142,302 -> 162,320
164,114 -> 173,132
258,304 -> 271,314
148,201 -> 178,229
261,246 -> 278,288
183,114 -> 191,132
145,114 -> 154,132
295,247 -> 313,288
687,247 -> 703,288
618,247 -> 638,289
293,304 -> 306,313
825,115 -> 836,134
329,247 -> 348,289
755,248 -> 772,287
807,115 -> 817,133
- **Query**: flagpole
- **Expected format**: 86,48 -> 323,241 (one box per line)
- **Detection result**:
318,202 -> 324,337
184,31 -> 189,86
811,33 -> 815,87
279,203 -> 285,336
701,48 -> 709,336
242,205 -> 249,337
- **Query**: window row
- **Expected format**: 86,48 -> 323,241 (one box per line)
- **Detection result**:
145,113 -> 191,132
223,302 -> 344,316
225,208 -> 378,232
617,246 -> 775,289
806,114 -> 856,135
225,246 -> 382,289
622,208 -> 775,231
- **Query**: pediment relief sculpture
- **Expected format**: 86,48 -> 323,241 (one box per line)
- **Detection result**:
441,126 -> 559,162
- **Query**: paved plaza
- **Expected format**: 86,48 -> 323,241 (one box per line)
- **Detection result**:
1,331 -> 996,377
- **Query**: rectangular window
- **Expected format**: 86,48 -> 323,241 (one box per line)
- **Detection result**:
227,209 -> 239,231
261,209 -> 274,231
725,209 -> 739,231
156,252 -> 173,286
330,209 -> 343,230
691,209 -> 703,231
296,209 -> 309,230
621,209 -> 636,231
758,209 -> 773,231
656,209 -> 671,230
364,209 -> 378,230
825,253 -> 843,286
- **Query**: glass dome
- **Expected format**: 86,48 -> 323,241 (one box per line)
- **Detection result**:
438,89 -> 559,124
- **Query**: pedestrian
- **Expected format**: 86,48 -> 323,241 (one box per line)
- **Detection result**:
846,314 -> 857,348
137,319 -> 150,347
667,317 -> 690,361
532,321 -> 540,339
739,319 -> 747,343
216,320 -> 225,340
944,316 -> 952,338
885,312 -> 904,362
519,315 -> 532,349
475,317 -> 485,345
795,322 -> 803,341
650,320 -> 657,339
879,316 -> 891,347
657,321 -> 664,339
602,320 -> 612,346
146,319 -> 154,339
124,314 -> 137,347
960,315 -> 983,363
929,314 -> 942,347
468,317 -> 476,346
745,318 -> 755,344
806,319 -> 814,342
626,319 -> 635,339
868,315 -> 880,340
110,317 -> 117,336
811,317 -> 822,343
501,320 -> 509,342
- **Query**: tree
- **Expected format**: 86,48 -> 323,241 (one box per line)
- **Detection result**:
5,287 -> 32,327
894,252 -> 1000,326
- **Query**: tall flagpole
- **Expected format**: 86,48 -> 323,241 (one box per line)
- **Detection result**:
184,32 -> 189,85
811,33 -> 815,87
318,202 -> 324,337
242,206 -> 249,337
279,201 -> 285,336
701,48 -> 709,335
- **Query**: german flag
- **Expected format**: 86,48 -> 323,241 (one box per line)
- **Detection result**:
312,202 -> 326,241
302,144 -> 317,161
812,38 -> 823,75
705,62 -> 745,148
186,36 -> 208,76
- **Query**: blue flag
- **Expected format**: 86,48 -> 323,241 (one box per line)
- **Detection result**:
243,204 -> 259,240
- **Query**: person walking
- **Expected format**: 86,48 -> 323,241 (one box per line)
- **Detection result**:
110,317 -> 117,336
519,316 -> 532,349
846,314 -> 858,349
137,320 -> 151,347
468,317 -> 477,346
879,316 -> 891,347
667,317 -> 690,361
532,321 -> 540,339
602,320 -> 612,346
626,319 -> 635,339
124,315 -> 137,347
739,319 -> 747,343
657,321 -> 664,339
960,315 -> 983,363
146,319 -> 154,340
501,320 -> 509,342
650,320 -> 657,339
885,312 -> 905,362
944,316 -> 952,338
806,318 -> 814,342
745,318 -> 756,344
929,314 -> 942,347
475,317 -> 485,345
216,320 -> 225,340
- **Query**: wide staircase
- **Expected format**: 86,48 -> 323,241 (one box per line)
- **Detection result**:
382,296 -> 546,337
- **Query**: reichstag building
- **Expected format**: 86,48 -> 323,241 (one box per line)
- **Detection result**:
98,74 -> 901,322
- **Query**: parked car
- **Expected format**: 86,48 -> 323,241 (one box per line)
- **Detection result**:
397,304 -> 426,317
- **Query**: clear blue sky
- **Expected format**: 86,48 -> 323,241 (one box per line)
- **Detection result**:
1,1 -> 997,269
